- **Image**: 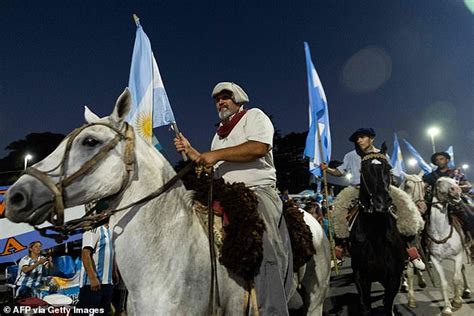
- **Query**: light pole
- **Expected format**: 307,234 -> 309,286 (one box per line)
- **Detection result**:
24,154 -> 32,170
427,127 -> 440,154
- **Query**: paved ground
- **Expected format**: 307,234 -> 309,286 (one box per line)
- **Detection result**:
323,258 -> 474,315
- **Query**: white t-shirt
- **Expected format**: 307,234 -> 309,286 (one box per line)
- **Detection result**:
211,108 -> 276,187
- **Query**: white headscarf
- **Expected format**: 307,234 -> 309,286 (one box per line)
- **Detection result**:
211,82 -> 249,104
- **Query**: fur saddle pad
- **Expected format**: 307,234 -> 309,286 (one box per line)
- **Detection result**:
182,174 -> 265,281
283,202 -> 316,271
333,186 -> 425,239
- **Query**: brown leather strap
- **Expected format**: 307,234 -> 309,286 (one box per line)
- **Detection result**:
24,167 -> 65,226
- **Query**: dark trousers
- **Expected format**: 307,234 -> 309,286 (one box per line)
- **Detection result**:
77,284 -> 113,315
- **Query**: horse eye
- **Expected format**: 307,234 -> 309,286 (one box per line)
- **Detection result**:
82,137 -> 101,147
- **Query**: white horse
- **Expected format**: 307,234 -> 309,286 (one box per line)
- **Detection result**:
5,89 -> 330,315
401,174 -> 471,310
427,177 -> 468,315
399,173 -> 428,308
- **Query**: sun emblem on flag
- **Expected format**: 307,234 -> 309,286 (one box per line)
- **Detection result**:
134,111 -> 153,141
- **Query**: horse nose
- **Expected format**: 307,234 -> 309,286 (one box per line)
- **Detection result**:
6,187 -> 30,213
450,186 -> 461,194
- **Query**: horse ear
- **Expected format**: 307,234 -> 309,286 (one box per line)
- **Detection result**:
110,88 -> 132,124
381,142 -> 387,154
84,106 -> 101,123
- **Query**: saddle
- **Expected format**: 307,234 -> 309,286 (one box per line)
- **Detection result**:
182,172 -> 315,280
333,186 -> 425,239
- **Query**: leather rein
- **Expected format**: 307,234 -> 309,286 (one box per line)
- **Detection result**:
24,121 -> 195,243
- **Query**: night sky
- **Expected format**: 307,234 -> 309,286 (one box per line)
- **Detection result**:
1,1 -> 473,179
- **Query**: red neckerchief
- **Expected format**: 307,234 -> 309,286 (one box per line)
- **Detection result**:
216,109 -> 248,138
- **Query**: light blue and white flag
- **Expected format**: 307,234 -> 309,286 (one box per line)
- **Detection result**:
402,139 -> 432,174
128,17 -> 175,143
303,42 -> 331,177
391,133 -> 405,178
445,146 -> 455,168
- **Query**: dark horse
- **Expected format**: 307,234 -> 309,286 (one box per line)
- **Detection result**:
351,145 -> 405,315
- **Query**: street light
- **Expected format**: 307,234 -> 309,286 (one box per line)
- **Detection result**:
427,127 -> 440,154
462,164 -> 469,170
408,158 -> 418,167
24,154 -> 32,170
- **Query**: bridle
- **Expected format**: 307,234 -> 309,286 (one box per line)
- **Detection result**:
24,122 -> 135,227
359,153 -> 393,213
22,121 -> 195,242
401,177 -> 426,206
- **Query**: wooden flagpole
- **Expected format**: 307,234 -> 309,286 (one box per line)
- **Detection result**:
315,122 -> 339,274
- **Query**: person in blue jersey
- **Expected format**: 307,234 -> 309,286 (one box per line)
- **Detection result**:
15,241 -> 52,298
77,224 -> 117,314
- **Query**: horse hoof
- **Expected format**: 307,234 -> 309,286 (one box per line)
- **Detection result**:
462,288 -> 471,299
451,299 -> 462,309
408,299 -> 417,308
441,309 -> 452,316
418,278 -> 426,288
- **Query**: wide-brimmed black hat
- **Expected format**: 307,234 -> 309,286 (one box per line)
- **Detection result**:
431,152 -> 451,164
349,128 -> 376,142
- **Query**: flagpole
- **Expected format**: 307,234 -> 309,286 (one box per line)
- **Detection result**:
133,14 -> 140,26
316,122 -> 339,274
171,122 -> 188,161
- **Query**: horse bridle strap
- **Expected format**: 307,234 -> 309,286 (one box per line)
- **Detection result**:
35,160 -> 197,242
24,122 -> 135,227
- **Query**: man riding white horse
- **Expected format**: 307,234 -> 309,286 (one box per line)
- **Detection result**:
174,82 -> 292,315
322,128 -> 425,270
423,152 -> 474,250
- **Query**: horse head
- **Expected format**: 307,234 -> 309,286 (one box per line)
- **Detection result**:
359,142 -> 392,213
5,89 -> 135,226
400,173 -> 427,214
434,177 -> 462,204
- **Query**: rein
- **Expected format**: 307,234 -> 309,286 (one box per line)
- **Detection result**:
24,122 -> 135,227
34,160 -> 197,243
26,119 -> 224,314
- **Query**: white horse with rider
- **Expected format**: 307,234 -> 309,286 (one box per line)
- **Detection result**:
5,89 -> 331,315
401,174 -> 472,314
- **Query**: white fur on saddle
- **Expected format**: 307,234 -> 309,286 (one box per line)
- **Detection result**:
333,186 -> 424,238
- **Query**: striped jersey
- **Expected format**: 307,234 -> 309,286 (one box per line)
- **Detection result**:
15,255 -> 47,294
79,225 -> 114,287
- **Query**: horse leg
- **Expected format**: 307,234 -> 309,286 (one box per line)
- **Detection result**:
354,270 -> 372,316
416,268 -> 426,288
382,272 -> 402,316
406,263 -> 416,308
451,254 -> 464,309
431,257 -> 453,315
462,264 -> 472,299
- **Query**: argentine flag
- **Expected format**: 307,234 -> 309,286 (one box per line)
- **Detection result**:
303,42 -> 331,177
402,139 -> 432,174
391,133 -> 405,178
128,17 -> 175,144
